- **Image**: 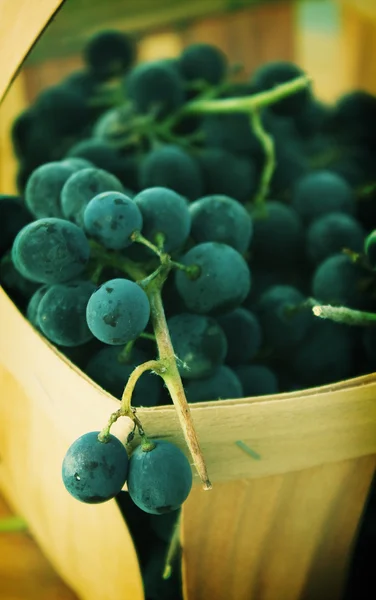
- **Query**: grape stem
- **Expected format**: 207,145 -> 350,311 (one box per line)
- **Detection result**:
0,516 -> 28,533
163,511 -> 182,579
312,303 -> 376,326
144,259 -> 212,490
89,239 -> 147,281
247,109 -> 275,209
130,231 -> 163,257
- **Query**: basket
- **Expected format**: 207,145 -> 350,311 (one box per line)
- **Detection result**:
0,1 -> 375,599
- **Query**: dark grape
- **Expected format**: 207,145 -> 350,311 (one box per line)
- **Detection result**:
203,113 -> 262,156
149,510 -> 180,543
86,278 -> 150,345
61,167 -> 124,227
184,365 -> 243,403
178,43 -> 227,85
126,60 -> 185,119
250,61 -> 311,116
312,253 -> 371,309
235,365 -> 279,396
189,194 -> 253,254
83,191 -> 142,249
175,242 -> 251,314
0,195 -> 32,255
256,285 -> 312,349
85,346 -> 161,405
167,313 -> 227,380
66,139 -> 125,177
11,218 -> 90,284
37,280 -> 96,347
127,440 -> 192,514
61,158 -> 93,170
198,148 -> 256,203
63,70 -> 98,99
35,85 -> 91,136
62,431 -> 129,504
25,162 -> 77,218
139,145 -> 203,201
306,212 -> 365,264
26,285 -> 49,328
11,109 -> 35,160
217,307 -> 262,364
329,91 -> 376,148
292,170 -> 354,224
134,187 -> 191,252
251,202 -> 304,267
0,253 -> 40,308
84,30 -> 135,80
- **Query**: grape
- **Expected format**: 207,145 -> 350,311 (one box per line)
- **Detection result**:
11,109 -> 35,160
25,162 -> 77,218
61,167 -> 124,227
63,70 -> 98,99
62,431 -> 129,504
312,253 -> 371,310
251,202 -> 304,267
134,187 -> 191,252
126,60 -> 185,119
203,113 -> 262,156
189,194 -> 253,253
0,195 -> 32,255
167,313 -> 227,380
250,61 -> 311,116
256,285 -> 312,349
178,43 -> 227,85
184,365 -> 243,403
290,320 -> 354,387
217,308 -> 262,364
0,253 -> 40,308
270,139 -> 308,196
329,91 -> 376,148
83,191 -> 142,250
35,85 -> 90,136
11,218 -> 90,284
93,104 -> 134,144
149,510 -> 180,543
235,365 -> 279,396
364,231 -> 376,269
294,99 -> 330,139
198,149 -> 256,203
61,158 -> 93,170
127,440 -> 192,514
85,346 -> 161,405
26,285 -> 49,328
84,30 -> 135,80
175,242 -> 251,314
86,278 -> 150,345
306,212 -> 365,264
66,139 -> 125,177
292,171 -> 354,224
139,145 -> 203,201
37,281 -> 96,347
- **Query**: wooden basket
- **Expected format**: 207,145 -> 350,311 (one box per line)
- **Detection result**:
0,2 -> 375,599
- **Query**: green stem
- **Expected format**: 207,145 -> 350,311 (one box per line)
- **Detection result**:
183,75 -> 311,115
163,511 -> 182,579
248,109 -> 276,208
0,516 -> 28,533
117,340 -> 136,363
312,303 -> 376,326
170,261 -> 201,279
146,264 -> 212,490
130,231 -> 163,257
89,239 -> 147,281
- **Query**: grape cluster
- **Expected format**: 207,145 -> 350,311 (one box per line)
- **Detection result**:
3,28 -> 376,599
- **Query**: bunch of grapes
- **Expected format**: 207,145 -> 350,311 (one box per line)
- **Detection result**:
2,28 -> 376,599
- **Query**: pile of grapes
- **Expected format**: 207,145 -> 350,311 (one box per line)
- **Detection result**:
2,29 -> 376,599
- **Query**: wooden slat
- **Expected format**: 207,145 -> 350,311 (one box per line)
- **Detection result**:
0,74 -> 27,194
182,456 -> 376,600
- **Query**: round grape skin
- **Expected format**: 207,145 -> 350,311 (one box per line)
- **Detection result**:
139,145 -> 203,201
62,431 -> 129,504
35,85 -> 91,136
312,253 -> 371,310
61,158 -> 93,170
250,61 -> 311,116
37,281 -> 96,347
84,30 -> 135,80
178,43 -> 227,85
127,440 -> 193,514
66,139 -> 125,177
292,171 -> 354,225
217,308 -> 262,364
189,194 -> 253,254
251,202 -> 304,268
61,167 -> 124,227
26,285 -> 49,328
203,113 -> 262,156
175,242 -> 251,315
86,278 -> 150,345
0,195 -> 32,255
235,365 -> 279,397
85,346 -> 161,405
290,321 -> 353,387
329,91 -> 376,148
256,285 -> 312,350
25,162 -> 77,218
198,149 -> 256,204
126,60 -> 185,120
167,313 -> 227,380
11,218 -> 90,284
364,230 -> 376,269
306,212 -> 365,264
83,191 -> 142,250
0,254 -> 40,309
134,187 -> 191,253
184,365 -> 243,403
